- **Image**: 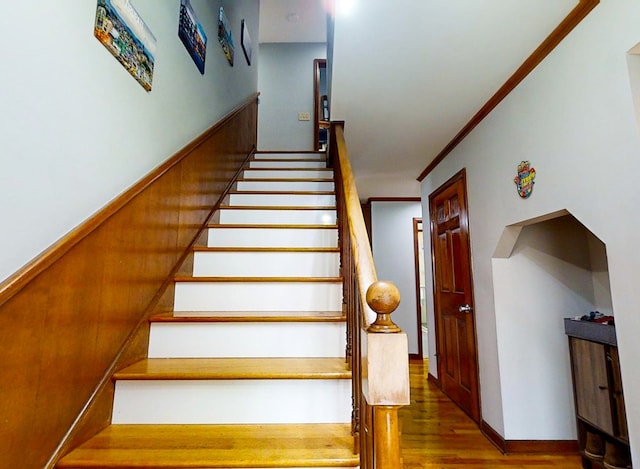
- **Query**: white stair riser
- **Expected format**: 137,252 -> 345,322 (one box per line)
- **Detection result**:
149,322 -> 346,358
243,169 -> 333,179
249,160 -> 326,169
229,193 -> 335,207
193,251 -> 340,277
219,209 -> 336,225
207,227 -> 338,248
237,180 -> 335,192
254,152 -> 324,160
112,379 -> 351,424
174,282 -> 343,311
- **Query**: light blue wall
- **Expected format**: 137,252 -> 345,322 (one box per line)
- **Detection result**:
0,0 -> 259,283
258,43 -> 326,150
371,201 -> 423,355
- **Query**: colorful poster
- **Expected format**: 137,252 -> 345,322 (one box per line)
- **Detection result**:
178,0 -> 207,74
94,0 -> 157,91
218,7 -> 234,66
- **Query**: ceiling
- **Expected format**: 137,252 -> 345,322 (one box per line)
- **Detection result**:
259,0 -> 581,200
259,0 -> 328,43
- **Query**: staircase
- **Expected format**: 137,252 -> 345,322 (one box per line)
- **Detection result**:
57,151 -> 360,468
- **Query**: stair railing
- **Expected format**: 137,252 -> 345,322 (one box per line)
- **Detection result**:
329,122 -> 410,468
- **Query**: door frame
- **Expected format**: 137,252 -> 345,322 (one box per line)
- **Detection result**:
313,58 -> 327,151
412,217 -> 424,359
428,168 -> 481,423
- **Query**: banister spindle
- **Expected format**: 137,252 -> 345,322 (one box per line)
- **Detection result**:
366,281 -> 401,333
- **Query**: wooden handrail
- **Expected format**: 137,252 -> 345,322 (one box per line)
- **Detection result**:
329,122 -> 410,468
330,123 -> 377,327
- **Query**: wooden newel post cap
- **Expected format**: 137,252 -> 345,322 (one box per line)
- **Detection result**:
366,281 -> 402,333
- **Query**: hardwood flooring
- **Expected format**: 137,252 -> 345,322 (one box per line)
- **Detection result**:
400,359 -> 582,468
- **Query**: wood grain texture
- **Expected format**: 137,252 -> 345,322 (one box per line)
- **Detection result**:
256,150 -> 325,155
219,205 -> 337,210
56,424 -> 359,468
366,280 -> 402,333
400,360 -> 582,468
373,406 -> 402,468
330,122 -> 410,467
237,177 -> 335,182
250,159 -> 327,163
207,223 -> 339,229
244,168 -> 334,173
151,311 -> 345,322
330,122 -> 378,328
228,190 -> 335,194
362,332 -> 410,405
417,0 -> 600,181
0,95 -> 258,469
113,357 -> 352,380
192,246 -> 340,252
173,276 -> 344,282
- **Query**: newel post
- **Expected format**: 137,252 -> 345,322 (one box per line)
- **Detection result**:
365,281 -> 408,468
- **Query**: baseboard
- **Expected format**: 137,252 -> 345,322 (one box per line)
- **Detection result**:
481,420 -> 507,453
481,420 -> 578,454
427,372 -> 440,388
505,439 -> 578,454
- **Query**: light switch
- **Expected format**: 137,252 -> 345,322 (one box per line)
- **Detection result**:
298,112 -> 311,121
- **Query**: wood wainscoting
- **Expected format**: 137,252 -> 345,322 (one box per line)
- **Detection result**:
0,94 -> 258,469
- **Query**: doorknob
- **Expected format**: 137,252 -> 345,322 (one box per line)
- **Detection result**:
458,304 -> 473,313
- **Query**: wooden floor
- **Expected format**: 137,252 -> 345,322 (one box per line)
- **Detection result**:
400,359 -> 583,468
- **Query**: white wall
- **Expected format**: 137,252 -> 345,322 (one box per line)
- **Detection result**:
588,231 -> 613,316
0,0 -> 259,283
371,201 -> 422,355
420,0 -> 640,459
493,216 -> 596,440
257,43 -> 326,150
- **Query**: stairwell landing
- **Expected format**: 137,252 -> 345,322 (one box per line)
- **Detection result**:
57,151 -> 359,468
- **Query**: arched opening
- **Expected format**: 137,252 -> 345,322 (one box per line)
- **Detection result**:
492,210 -> 612,440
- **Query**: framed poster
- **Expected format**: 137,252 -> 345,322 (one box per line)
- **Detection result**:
94,0 -> 157,91
241,19 -> 252,66
178,0 -> 208,74
217,7 -> 234,66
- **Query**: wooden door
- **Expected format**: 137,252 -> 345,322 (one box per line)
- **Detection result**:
569,338 -> 613,434
429,169 -> 480,422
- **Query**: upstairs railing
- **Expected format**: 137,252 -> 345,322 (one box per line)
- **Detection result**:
329,122 -> 410,468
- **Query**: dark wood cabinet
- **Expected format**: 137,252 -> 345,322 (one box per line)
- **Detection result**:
565,320 -> 631,468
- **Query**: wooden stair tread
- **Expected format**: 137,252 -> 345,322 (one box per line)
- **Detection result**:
244,168 -> 333,171
255,151 -> 325,154
229,190 -> 335,195
237,178 -> 334,182
192,247 -> 340,253
207,224 -> 338,229
249,163 -> 332,166
151,311 -> 345,322
57,423 -> 358,468
173,276 -> 343,283
113,357 -> 351,380
250,156 -> 325,159
219,205 -> 336,210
